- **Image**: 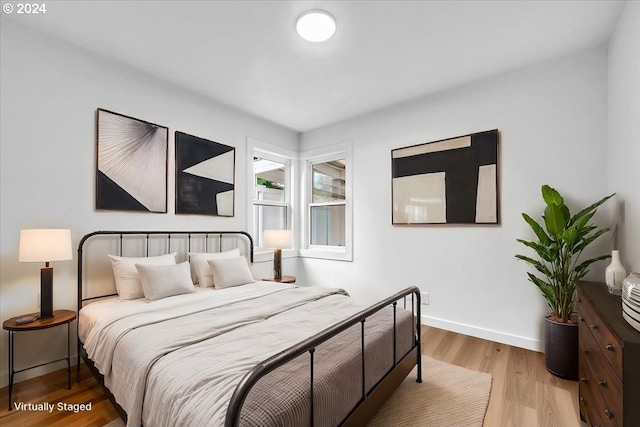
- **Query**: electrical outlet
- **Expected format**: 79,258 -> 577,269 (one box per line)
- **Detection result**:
421,291 -> 429,305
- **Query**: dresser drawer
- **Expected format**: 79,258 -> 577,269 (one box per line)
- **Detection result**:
578,297 -> 623,378
579,323 -> 623,416
579,377 -> 604,427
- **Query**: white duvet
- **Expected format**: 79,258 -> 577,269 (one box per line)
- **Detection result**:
83,283 -> 366,427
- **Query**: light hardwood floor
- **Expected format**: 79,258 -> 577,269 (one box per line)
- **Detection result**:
421,326 -> 579,427
0,326 -> 580,427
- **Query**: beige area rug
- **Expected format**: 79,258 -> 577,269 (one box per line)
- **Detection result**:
368,357 -> 492,427
103,357 -> 492,427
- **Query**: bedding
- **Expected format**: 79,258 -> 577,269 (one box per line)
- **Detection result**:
190,248 -> 241,287
108,252 -> 177,299
136,261 -> 195,300
208,256 -> 255,289
78,286 -> 216,343
81,283 -> 413,427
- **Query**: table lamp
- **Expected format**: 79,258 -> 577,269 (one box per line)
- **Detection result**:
19,229 -> 72,318
263,230 -> 291,281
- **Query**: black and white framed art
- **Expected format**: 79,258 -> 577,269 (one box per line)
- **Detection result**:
96,109 -> 168,213
391,129 -> 499,225
175,131 -> 235,216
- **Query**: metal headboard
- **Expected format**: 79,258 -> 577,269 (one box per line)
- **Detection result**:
77,230 -> 254,310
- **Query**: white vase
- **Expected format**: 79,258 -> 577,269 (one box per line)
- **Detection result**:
605,250 -> 627,295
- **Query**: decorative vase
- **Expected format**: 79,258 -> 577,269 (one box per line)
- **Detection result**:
605,250 -> 627,295
622,272 -> 640,333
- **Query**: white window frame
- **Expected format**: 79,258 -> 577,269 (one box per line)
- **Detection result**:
247,138 -> 297,262
299,141 -> 353,261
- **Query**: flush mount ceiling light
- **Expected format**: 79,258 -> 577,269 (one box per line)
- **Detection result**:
296,10 -> 336,42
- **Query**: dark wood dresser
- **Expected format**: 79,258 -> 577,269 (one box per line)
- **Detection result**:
578,281 -> 640,426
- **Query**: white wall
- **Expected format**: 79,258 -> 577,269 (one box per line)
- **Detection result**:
0,20 -> 298,387
299,48 -> 610,351
607,2 -> 640,273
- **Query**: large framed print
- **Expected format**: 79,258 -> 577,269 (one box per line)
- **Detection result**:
96,109 -> 168,213
392,129 -> 499,225
175,131 -> 235,217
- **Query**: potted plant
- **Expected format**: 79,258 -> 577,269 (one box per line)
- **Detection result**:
515,185 -> 613,380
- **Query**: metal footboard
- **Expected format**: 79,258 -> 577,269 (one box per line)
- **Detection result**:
225,286 -> 422,427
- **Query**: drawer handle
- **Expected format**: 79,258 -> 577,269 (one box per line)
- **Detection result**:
580,377 -> 588,383
606,344 -> 614,351
604,408 -> 613,420
590,324 -> 598,329
598,379 -> 607,387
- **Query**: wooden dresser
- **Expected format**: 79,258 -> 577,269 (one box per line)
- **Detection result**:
578,281 -> 640,426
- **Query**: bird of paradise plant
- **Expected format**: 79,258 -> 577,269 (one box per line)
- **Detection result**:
516,185 -> 614,323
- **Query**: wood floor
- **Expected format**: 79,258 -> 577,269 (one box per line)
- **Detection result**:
0,326 -> 580,427
421,326 -> 579,427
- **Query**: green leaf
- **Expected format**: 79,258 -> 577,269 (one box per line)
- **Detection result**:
517,239 -> 554,262
572,210 -> 595,231
574,254 -> 612,276
544,204 -> 568,237
560,204 -> 571,223
574,228 -> 610,253
521,213 -> 550,245
515,254 -> 552,277
541,185 -> 564,206
527,273 -> 555,310
568,193 -> 615,227
561,228 -> 579,246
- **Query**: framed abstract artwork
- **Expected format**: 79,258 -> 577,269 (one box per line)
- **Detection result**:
391,129 -> 499,225
175,131 -> 235,216
96,109 -> 168,213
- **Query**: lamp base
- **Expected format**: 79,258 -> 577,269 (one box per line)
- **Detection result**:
273,248 -> 282,281
40,266 -> 54,318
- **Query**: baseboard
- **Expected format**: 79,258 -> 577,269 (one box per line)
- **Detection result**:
422,315 -> 543,352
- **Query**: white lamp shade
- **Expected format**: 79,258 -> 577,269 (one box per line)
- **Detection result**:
19,229 -> 73,262
263,230 -> 292,249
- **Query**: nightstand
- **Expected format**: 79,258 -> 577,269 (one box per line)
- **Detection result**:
3,309 -> 76,410
263,275 -> 296,284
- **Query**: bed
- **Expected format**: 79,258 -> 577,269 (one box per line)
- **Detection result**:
77,230 -> 422,427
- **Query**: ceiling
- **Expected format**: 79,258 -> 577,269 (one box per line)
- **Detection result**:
7,1 -> 627,131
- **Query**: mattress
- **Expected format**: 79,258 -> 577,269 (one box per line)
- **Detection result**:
80,283 -> 414,427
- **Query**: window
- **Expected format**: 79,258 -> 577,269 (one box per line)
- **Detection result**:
248,138 -> 296,254
300,142 -> 352,261
310,159 -> 346,246
253,156 -> 289,249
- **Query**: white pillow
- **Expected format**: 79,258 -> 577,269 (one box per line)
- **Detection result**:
190,248 -> 241,287
136,261 -> 195,301
207,256 -> 255,289
108,253 -> 177,300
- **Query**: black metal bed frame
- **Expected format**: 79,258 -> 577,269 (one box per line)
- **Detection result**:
77,230 -> 421,427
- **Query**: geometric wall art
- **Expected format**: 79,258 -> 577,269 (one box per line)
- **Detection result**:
96,108 -> 168,213
175,131 -> 235,216
391,129 -> 499,225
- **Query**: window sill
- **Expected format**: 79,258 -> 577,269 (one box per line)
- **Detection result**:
299,247 -> 352,262
253,248 -> 298,264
